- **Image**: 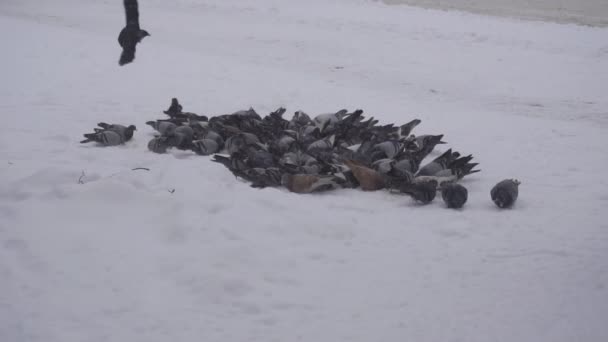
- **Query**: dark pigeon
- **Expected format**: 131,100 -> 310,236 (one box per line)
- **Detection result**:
491,179 -> 521,208
400,179 -> 438,204
118,0 -> 150,66
441,183 -> 468,209
163,98 -> 183,116
400,119 -> 422,137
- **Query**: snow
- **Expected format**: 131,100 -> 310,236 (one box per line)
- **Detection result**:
383,0 -> 608,27
1,0 -> 607,341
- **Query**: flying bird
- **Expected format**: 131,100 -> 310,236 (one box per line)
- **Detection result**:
118,0 -> 150,66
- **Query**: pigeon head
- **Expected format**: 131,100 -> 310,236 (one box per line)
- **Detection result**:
128,125 -> 137,131
138,30 -> 150,40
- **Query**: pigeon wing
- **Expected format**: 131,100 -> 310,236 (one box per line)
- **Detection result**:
124,0 -> 140,26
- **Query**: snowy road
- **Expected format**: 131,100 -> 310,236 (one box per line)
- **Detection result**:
1,0 -> 607,341
384,0 -> 608,27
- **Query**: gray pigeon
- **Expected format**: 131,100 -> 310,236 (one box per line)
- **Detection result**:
307,135 -> 335,153
491,179 -> 521,208
372,158 -> 394,174
288,110 -> 313,129
81,130 -> 123,146
198,130 -> 224,149
400,179 -> 438,204
174,125 -> 194,141
225,133 -> 260,155
148,137 -> 169,153
270,134 -> 297,155
164,132 -> 188,149
313,109 -> 348,132
441,183 -> 468,209
416,149 -> 457,176
371,140 -> 402,159
191,139 -> 219,155
146,120 -> 177,135
97,122 -> 136,142
279,151 -> 321,174
393,158 -> 419,175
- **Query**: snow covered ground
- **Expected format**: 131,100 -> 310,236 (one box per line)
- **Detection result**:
1,0 -> 607,341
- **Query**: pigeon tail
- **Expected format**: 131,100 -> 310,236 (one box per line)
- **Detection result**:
119,45 -> 136,66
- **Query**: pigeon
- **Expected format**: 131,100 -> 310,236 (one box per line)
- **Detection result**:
371,158 -> 396,175
406,134 -> 445,162
197,129 -> 224,149
491,179 -> 521,208
281,174 -> 345,194
342,159 -> 385,191
307,135 -> 335,153
191,139 -> 219,155
211,154 -> 248,174
146,120 -> 178,135
281,151 -> 324,175
289,110 -> 313,129
174,125 -> 194,141
164,131 -> 191,150
371,140 -> 402,160
441,183 -> 468,209
96,122 -> 136,142
431,162 -> 480,180
239,167 -> 283,188
81,130 -> 123,146
148,136 -> 169,154
269,134 -> 297,155
81,122 -> 135,146
225,133 -> 260,155
118,0 -> 150,66
245,147 -> 276,169
400,179 -> 438,204
313,109 -> 348,133
163,98 -> 183,116
400,119 -> 422,137
416,149 -> 458,176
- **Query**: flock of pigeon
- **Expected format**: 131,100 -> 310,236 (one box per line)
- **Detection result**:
80,98 -> 520,209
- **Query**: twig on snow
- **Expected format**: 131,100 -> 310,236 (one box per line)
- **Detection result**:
78,171 -> 86,184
